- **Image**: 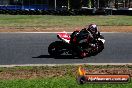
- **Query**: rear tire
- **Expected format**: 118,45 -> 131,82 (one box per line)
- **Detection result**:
48,41 -> 64,57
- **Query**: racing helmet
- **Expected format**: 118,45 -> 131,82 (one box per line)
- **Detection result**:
87,24 -> 98,34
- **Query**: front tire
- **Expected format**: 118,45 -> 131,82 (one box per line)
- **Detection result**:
97,40 -> 104,53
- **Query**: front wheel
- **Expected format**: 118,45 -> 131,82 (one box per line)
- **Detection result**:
97,40 -> 104,53
48,41 -> 64,57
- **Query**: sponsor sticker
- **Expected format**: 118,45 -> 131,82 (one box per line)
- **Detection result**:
85,74 -> 130,83
77,66 -> 130,84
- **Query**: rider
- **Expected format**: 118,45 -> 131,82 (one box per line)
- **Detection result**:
70,24 -> 101,57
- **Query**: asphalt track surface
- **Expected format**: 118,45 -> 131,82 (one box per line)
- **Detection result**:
0,32 -> 132,65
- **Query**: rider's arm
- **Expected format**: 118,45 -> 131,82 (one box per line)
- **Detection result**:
95,31 -> 101,39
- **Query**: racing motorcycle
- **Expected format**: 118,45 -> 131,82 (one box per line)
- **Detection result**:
48,31 -> 105,58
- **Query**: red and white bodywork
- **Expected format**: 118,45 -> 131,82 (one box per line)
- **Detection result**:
57,31 -> 105,44
57,31 -> 71,43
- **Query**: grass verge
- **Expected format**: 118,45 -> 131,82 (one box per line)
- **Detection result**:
0,65 -> 132,80
0,15 -> 132,27
0,65 -> 132,88
0,15 -> 132,32
0,77 -> 132,88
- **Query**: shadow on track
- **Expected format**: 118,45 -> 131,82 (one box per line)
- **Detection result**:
32,55 -> 52,58
32,55 -> 82,59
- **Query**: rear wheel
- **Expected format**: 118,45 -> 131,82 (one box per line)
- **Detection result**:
48,41 -> 64,57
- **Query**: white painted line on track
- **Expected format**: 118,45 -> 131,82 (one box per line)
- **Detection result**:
0,63 -> 132,67
0,32 -> 128,34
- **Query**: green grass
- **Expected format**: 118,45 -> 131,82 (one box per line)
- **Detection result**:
0,77 -> 132,88
0,15 -> 132,27
0,65 -> 132,88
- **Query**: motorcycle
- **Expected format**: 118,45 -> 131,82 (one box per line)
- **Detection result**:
48,31 -> 105,58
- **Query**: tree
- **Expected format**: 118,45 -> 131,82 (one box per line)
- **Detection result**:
88,0 -> 92,8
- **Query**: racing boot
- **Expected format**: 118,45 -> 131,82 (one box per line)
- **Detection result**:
89,43 -> 98,56
79,51 -> 87,58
